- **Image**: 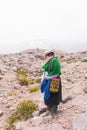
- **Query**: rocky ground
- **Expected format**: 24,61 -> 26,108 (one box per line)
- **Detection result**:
0,48 -> 87,130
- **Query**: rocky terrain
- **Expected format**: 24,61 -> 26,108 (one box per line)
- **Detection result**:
0,48 -> 87,130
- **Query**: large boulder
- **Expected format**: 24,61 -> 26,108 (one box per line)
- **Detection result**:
82,57 -> 87,62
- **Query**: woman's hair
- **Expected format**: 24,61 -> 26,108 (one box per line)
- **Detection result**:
46,52 -> 54,57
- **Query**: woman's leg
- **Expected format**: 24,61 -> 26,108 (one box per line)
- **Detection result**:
51,105 -> 58,114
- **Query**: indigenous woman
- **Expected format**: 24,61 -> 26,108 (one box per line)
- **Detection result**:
41,49 -> 62,116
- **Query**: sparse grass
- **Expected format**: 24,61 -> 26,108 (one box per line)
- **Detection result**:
17,68 -> 29,86
17,68 -> 36,86
0,77 -> 3,80
61,59 -> 78,63
4,100 -> 38,129
3,124 -> 16,130
66,60 -> 78,64
8,100 -> 38,123
28,79 -> 35,84
18,78 -> 29,86
28,86 -> 39,93
36,79 -> 41,83
17,100 -> 38,119
8,114 -> 20,124
17,68 -> 27,78
8,92 -> 17,97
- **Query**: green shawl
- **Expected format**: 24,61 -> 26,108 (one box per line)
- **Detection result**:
42,57 -> 61,76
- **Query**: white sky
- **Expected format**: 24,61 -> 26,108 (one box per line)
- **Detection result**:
0,0 -> 87,53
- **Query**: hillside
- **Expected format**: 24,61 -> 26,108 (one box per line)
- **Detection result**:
0,49 -> 87,130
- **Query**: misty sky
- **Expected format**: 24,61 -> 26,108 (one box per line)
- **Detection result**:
0,0 -> 87,54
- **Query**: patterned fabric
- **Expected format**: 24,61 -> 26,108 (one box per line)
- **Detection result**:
50,78 -> 59,93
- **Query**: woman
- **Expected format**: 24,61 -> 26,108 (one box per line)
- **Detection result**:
41,49 -> 62,116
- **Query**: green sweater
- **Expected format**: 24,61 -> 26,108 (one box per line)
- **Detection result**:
42,57 -> 61,76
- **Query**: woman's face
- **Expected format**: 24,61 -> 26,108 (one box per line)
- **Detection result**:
45,55 -> 51,61
45,55 -> 49,59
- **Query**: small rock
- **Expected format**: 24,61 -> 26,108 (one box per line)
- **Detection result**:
85,74 -> 87,79
9,106 -> 16,112
39,107 -> 47,115
62,95 -> 73,103
7,96 -> 14,101
16,121 -> 24,130
0,110 -> 3,116
0,94 -> 4,97
2,100 -> 8,105
12,67 -> 17,72
82,57 -> 87,62
83,87 -> 87,93
38,98 -> 46,110
0,69 -> 2,74
32,111 -> 39,117
40,110 -> 50,117
30,117 -> 43,126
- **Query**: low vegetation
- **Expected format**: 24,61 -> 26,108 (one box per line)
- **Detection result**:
8,91 -> 17,97
61,58 -> 78,63
17,68 -> 29,86
28,86 -> 39,93
4,100 -> 38,130
9,100 -> 38,123
17,68 -> 27,77
3,124 -> 16,130
0,77 -> 3,80
36,78 -> 41,83
28,79 -> 35,84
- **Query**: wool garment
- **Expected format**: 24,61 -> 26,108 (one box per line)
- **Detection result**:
42,57 -> 61,76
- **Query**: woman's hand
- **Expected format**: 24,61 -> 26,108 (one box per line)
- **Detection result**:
45,76 -> 49,80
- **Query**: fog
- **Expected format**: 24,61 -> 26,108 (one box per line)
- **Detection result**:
0,41 -> 87,54
0,0 -> 87,54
